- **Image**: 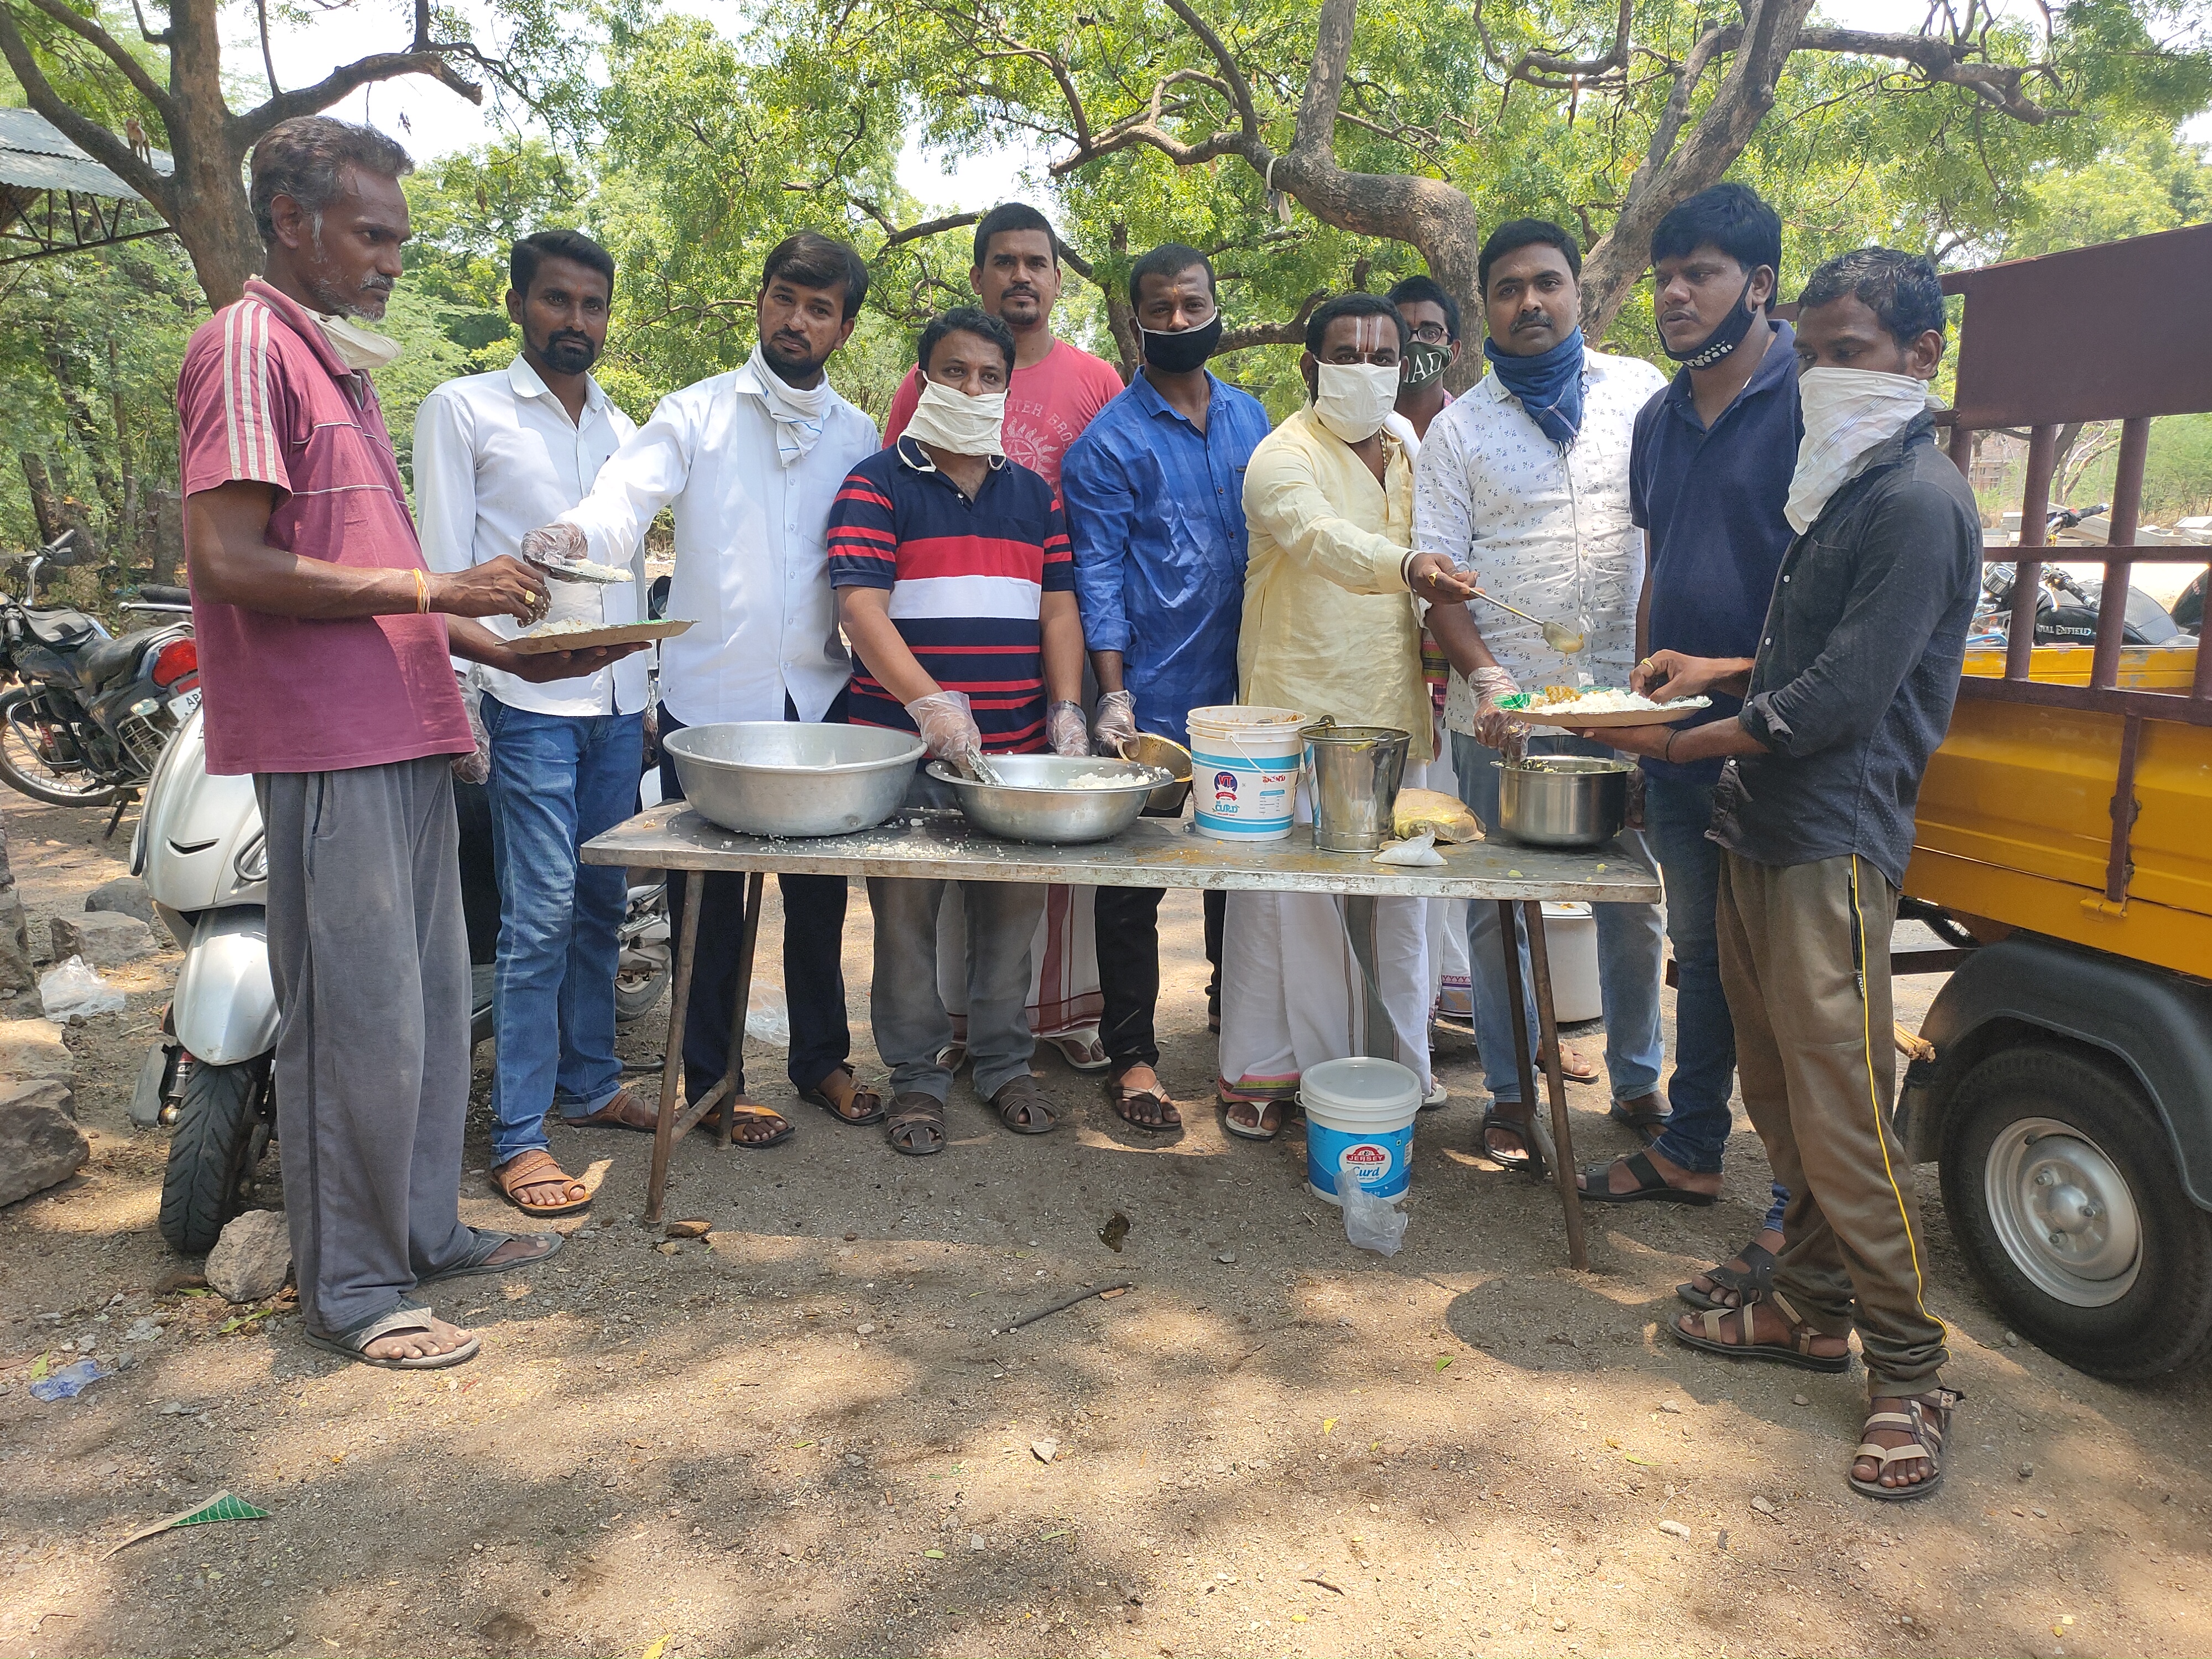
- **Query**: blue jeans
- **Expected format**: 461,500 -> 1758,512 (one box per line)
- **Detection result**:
1451,730 -> 1665,1107
480,694 -> 644,1166
1642,771 -> 1788,1230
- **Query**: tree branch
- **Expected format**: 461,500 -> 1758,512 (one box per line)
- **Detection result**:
232,48 -> 484,142
0,4 -> 175,211
9,0 -> 176,120
1217,289 -> 1327,354
1794,25 -> 2064,122
125,0 -> 169,46
257,0 -> 280,95
1159,0 -> 1260,140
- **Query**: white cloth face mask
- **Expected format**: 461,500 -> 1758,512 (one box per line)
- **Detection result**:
747,342 -> 831,467
1785,366 -> 1932,533
314,311 -> 403,372
1312,361 -> 1403,444
904,379 -> 1008,457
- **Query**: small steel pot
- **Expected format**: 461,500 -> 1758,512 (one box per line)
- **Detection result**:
1493,755 -> 1630,848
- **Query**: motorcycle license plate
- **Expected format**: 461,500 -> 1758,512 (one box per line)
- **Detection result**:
168,687 -> 201,720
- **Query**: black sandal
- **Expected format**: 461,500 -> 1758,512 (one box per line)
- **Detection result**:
885,1092 -> 947,1156
991,1074 -> 1061,1135
1480,1107 -> 1546,1176
1850,1387 -> 1962,1503
1670,1290 -> 1851,1374
1608,1094 -> 1670,1144
1578,1150 -> 1717,1206
1108,1073 -> 1182,1134
1678,1240 -> 1779,1311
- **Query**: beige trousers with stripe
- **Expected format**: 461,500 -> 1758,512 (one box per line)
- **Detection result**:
1717,850 -> 1949,1395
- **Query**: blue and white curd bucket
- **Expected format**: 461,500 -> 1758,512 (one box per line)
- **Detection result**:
1300,1056 -> 1423,1204
1187,705 -> 1305,842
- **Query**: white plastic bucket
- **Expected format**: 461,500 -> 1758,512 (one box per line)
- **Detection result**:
1541,901 -> 1602,1024
1300,1056 -> 1423,1204
1188,705 -> 1306,842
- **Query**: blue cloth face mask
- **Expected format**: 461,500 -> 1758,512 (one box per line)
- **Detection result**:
1483,326 -> 1586,448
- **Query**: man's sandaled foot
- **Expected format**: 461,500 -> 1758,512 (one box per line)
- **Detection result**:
305,1306 -> 478,1370
992,1073 -> 1062,1135
804,1065 -> 886,1125
885,1091 -> 947,1156
1109,1065 -> 1181,1133
1576,1145 -> 1720,1205
564,1086 -> 659,1134
1542,1042 -> 1600,1085
1851,1388 -> 1961,1501
1048,1031 -> 1112,1073
1671,1290 -> 1852,1374
1609,1091 -> 1670,1144
1219,1096 -> 1285,1141
1678,1229 -> 1785,1310
489,1148 -> 592,1215
700,1097 -> 795,1148
1479,1105 -> 1541,1172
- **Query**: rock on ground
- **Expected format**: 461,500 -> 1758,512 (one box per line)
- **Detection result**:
0,1016 -> 77,1082
0,1072 -> 76,1120
50,909 -> 155,967
204,1207 -> 291,1300
85,874 -> 169,942
0,821 -> 30,993
0,1086 -> 88,1205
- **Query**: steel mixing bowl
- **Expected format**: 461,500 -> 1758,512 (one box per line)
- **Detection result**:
1493,755 -> 1630,848
925,755 -> 1172,844
1119,732 -> 1194,816
664,722 -> 924,837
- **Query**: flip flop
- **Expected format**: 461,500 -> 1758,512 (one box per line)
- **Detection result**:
1218,1095 -> 1286,1141
422,1228 -> 565,1284
1543,1044 -> 1601,1086
1047,1032 -> 1112,1073
1577,1150 -> 1717,1206
304,1304 -> 478,1371
1109,1074 -> 1182,1134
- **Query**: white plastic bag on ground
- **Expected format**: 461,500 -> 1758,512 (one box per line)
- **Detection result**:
40,954 -> 124,1019
745,981 -> 790,1047
1337,1170 -> 1408,1255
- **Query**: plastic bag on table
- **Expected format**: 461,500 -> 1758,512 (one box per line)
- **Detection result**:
1373,829 -> 1446,867
40,954 -> 124,1019
1337,1171 -> 1408,1256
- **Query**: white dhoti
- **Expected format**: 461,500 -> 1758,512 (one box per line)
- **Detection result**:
937,884 -> 1104,1056
1426,711 -> 1472,1021
1216,779 -> 1432,1102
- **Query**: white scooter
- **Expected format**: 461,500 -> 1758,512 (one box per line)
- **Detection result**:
132,705 -> 670,1255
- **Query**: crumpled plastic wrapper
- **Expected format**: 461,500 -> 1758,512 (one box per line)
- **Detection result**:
1373,829 -> 1446,867
1392,786 -> 1483,843
452,671 -> 491,785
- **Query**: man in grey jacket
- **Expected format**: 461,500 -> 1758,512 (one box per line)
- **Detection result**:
1590,248 -> 1980,1503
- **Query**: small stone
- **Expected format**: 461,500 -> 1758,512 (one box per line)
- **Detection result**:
843,1230 -> 858,1241
159,1399 -> 192,1415
855,1322 -> 877,1335
0,1087 -> 88,1206
2018,1462 -> 2034,1480
2004,1329 -> 2022,1348
1030,1439 -> 1058,1464
50,910 -> 154,967
1552,1618 -> 1569,1632
204,1209 -> 291,1302
124,1317 -> 161,1342
844,1453 -> 864,1467
1658,1399 -> 1683,1414
664,1219 -> 711,1240
969,1533 -> 985,1552
1215,1250 -> 1237,1265
656,1241 -> 682,1256
1657,1520 -> 1691,1538
1792,1394 -> 1809,1406
1750,1495 -> 1777,1516
2031,1506 -> 2048,1518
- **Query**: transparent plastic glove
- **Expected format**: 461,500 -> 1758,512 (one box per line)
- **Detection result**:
1047,700 -> 1090,758
1092,688 -> 1138,756
1470,664 -> 1526,756
905,688 -> 984,764
519,523 -> 589,570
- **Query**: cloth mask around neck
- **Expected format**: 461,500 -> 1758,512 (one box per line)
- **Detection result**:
1139,314 -> 1223,375
1663,272 -> 1760,369
905,378 -> 1008,457
746,342 -> 832,467
313,311 -> 403,372
1785,367 -> 1932,533
1312,362 -> 1402,444
1483,326 -> 1585,448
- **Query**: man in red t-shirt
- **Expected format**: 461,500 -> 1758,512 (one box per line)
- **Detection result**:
178,117 -> 634,1371
884,203 -> 1125,1072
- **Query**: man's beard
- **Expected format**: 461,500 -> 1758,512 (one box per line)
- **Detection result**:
541,332 -> 598,375
305,273 -> 393,321
763,332 -> 829,384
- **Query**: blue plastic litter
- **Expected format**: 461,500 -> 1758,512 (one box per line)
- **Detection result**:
29,1359 -> 110,1401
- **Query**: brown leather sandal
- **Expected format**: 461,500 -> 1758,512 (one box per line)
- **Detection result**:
698,1097 -> 795,1149
1850,1388 -> 1962,1503
991,1073 -> 1061,1134
563,1086 -> 659,1133
489,1149 -> 592,1216
802,1065 -> 886,1126
885,1092 -> 947,1156
1670,1290 -> 1851,1374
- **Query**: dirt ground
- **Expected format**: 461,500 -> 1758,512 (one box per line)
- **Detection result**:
4,785 -> 2211,1659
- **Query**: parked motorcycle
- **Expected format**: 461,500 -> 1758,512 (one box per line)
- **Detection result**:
134,703 -> 671,1255
0,529 -> 198,828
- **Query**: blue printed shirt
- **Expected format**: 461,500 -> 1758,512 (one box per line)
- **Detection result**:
1060,369 -> 1272,744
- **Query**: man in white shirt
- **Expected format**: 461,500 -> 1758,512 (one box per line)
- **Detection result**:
416,229 -> 646,1217
1413,219 -> 1670,1174
527,231 -> 886,1149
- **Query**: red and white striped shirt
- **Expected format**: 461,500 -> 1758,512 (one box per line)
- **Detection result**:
176,278 -> 469,775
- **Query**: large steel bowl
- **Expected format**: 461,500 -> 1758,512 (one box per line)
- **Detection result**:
926,755 -> 1172,844
664,723 -> 924,837
1493,755 -> 1630,847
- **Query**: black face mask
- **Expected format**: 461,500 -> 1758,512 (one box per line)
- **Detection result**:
1401,340 -> 1452,390
1663,272 -> 1760,369
1139,313 -> 1222,374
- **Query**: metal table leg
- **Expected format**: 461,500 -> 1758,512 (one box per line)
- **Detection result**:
1521,898 -> 1588,1270
645,867 -> 703,1225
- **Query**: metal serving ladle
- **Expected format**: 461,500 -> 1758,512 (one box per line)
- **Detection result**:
1471,588 -> 1585,654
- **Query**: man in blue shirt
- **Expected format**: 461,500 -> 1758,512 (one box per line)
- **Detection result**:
1577,185 -> 1801,1294
1061,244 -> 1272,1131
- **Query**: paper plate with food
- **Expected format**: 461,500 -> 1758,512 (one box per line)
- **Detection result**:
1499,686 -> 1712,729
507,617 -> 696,655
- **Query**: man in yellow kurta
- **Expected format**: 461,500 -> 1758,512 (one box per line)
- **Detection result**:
1217,293 -> 1479,1139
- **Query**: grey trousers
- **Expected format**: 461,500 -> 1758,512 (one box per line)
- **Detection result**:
257,757 -> 476,1340
866,875 -> 1045,1102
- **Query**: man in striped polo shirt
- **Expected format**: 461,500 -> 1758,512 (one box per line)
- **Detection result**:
829,308 -> 1091,1156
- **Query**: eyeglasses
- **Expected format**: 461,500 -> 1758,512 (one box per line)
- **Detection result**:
1408,323 -> 1452,345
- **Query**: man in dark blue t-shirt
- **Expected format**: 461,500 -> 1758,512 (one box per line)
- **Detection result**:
1578,185 -> 1801,1295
